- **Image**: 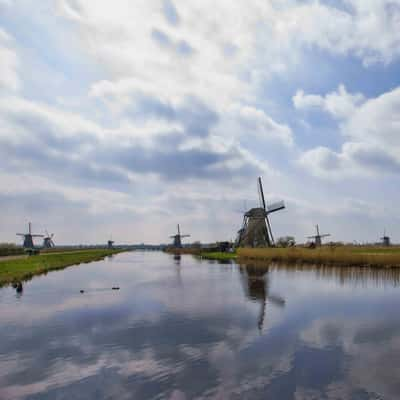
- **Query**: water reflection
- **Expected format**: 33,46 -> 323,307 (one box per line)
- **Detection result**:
11,281 -> 23,297
173,254 -> 181,265
1,253 -> 400,399
251,261 -> 400,288
239,264 -> 285,332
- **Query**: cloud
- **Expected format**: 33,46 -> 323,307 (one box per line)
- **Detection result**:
293,84 -> 365,120
299,86 -> 400,179
0,28 -> 19,91
151,28 -> 194,56
228,105 -> 294,146
277,0 -> 400,66
0,95 -> 262,190
123,93 -> 218,138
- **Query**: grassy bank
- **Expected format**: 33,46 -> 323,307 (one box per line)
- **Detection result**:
0,249 -> 126,286
237,246 -> 400,268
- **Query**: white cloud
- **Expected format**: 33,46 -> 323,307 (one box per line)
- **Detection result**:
293,84 -> 365,120
299,86 -> 400,178
277,0 -> 400,66
217,104 -> 294,147
0,28 -> 19,91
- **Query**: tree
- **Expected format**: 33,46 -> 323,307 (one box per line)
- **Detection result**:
276,236 -> 295,247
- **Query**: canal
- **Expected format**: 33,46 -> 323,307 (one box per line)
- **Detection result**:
1,251 -> 400,399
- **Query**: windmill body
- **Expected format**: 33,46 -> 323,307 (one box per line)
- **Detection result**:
16,223 -> 44,250
307,225 -> 330,247
381,230 -> 391,246
107,240 -> 115,249
43,230 -> 55,249
170,224 -> 190,248
236,177 -> 285,248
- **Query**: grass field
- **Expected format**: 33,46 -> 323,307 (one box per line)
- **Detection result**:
237,246 -> 400,268
0,249 -> 126,286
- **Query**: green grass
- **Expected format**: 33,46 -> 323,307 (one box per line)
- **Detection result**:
0,249 -> 126,286
237,246 -> 400,268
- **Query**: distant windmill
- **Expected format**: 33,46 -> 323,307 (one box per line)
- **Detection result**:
381,229 -> 391,246
236,177 -> 285,247
107,237 -> 115,249
16,222 -> 44,250
170,224 -> 190,248
307,224 -> 331,247
43,230 -> 55,249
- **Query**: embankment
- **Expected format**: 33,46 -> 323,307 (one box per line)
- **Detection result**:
0,249 -> 127,286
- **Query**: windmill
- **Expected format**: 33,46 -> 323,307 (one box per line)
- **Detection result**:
381,229 -> 391,246
170,224 -> 190,248
307,224 -> 330,247
236,177 -> 285,247
16,222 -> 44,251
107,237 -> 115,249
43,230 -> 55,249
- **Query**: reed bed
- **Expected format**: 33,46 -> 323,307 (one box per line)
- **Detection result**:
199,252 -> 237,261
237,246 -> 400,268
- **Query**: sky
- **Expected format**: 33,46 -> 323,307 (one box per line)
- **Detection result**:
1,0 -> 400,245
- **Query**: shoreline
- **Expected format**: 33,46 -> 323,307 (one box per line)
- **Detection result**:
166,246 -> 400,268
237,247 -> 400,268
0,249 -> 128,287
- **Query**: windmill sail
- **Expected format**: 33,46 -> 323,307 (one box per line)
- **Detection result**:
267,201 -> 285,214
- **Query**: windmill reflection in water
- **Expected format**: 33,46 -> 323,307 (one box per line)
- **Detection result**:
239,264 -> 285,332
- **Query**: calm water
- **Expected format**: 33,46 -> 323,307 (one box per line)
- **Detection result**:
1,252 -> 400,399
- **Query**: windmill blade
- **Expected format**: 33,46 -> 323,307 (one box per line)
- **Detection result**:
50,239 -> 55,247
320,234 -> 331,238
266,201 -> 285,214
265,215 -> 274,246
258,177 -> 266,211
